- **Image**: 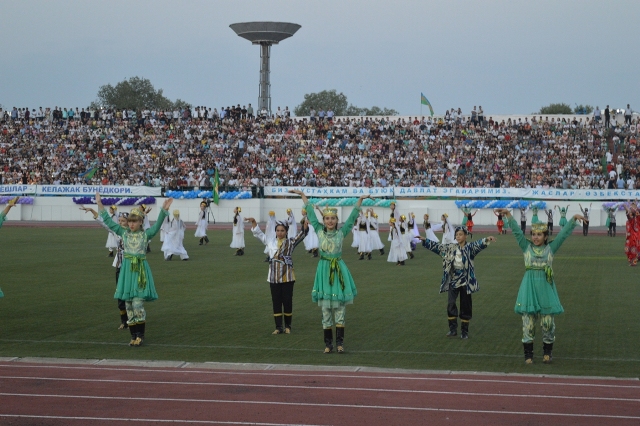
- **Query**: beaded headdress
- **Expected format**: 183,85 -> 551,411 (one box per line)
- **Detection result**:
236,207 -> 242,213
389,218 -> 396,223
173,209 -> 180,216
129,207 -> 145,219
268,210 -> 275,216
400,215 -> 406,221
531,222 -> 548,233
373,213 -> 378,218
301,208 -> 306,213
322,207 -> 338,217
109,205 -> 117,211
286,208 -> 292,214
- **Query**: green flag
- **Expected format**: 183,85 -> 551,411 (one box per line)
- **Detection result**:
84,167 -> 98,182
213,169 -> 220,205
421,93 -> 434,117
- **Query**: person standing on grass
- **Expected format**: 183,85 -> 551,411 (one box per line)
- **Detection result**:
161,210 -> 189,261
624,202 -> 639,266
96,193 -> 173,347
579,203 -> 592,236
544,208 -> 554,236
495,208 -> 585,365
555,205 -> 569,228
0,197 -> 20,298
230,207 -> 245,256
247,216 -> 308,335
289,189 -> 370,354
605,206 -> 617,237
493,210 -> 506,234
195,201 -> 210,246
80,205 -> 131,330
387,217 -> 407,266
301,208 -> 319,257
418,226 -> 496,339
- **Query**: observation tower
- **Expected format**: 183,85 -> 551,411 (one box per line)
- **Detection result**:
230,21 -> 301,115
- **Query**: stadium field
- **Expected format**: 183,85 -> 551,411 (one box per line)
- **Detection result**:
0,225 -> 638,379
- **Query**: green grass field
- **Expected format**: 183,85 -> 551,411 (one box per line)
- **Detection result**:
0,225 -> 638,378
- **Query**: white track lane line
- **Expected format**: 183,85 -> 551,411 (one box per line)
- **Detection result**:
1,392 -> 639,420
1,375 -> 638,402
1,363 -> 638,389
0,414 -> 327,425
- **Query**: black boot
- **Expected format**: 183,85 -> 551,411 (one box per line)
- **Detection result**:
367,252 -> 372,260
460,320 -> 469,339
238,248 -> 244,256
128,324 -> 138,346
199,238 -> 204,245
400,261 -> 405,266
379,248 -> 385,255
358,253 -> 364,260
272,314 -> 284,334
313,248 -> 319,258
284,313 -> 292,334
323,328 -> 333,353
446,318 -> 458,337
204,236 -> 209,244
336,326 -> 345,353
543,342 -> 553,364
409,251 -> 415,259
524,342 -> 534,364
146,243 -> 151,253
134,323 -> 145,346
264,255 -> 270,263
108,251 -> 114,257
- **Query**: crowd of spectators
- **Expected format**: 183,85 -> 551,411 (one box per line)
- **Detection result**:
1,104 -> 638,194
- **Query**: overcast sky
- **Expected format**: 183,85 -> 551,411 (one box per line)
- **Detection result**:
1,0 -> 638,115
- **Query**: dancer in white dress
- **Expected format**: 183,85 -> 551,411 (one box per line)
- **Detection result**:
399,214 -> 415,259
423,214 -> 439,242
387,218 -> 408,266
356,210 -> 372,260
301,208 -> 319,257
194,201 -> 210,245
263,210 -> 277,261
439,213 -> 456,244
230,207 -> 245,255
388,202 -> 397,242
286,208 -> 298,240
105,205 -> 119,257
161,210 -> 189,261
368,209 -> 385,255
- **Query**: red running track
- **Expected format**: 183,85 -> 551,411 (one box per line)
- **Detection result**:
0,361 -> 638,425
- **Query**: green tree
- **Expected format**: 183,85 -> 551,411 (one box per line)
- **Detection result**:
573,104 -> 594,115
294,90 -> 398,116
537,103 -> 573,114
92,77 -> 190,110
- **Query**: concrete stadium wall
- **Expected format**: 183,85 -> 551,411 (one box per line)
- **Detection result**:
2,197 -> 620,227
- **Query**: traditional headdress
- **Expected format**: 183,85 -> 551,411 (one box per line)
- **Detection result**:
275,220 -> 289,231
236,207 -> 242,213
400,215 -> 406,221
322,207 -> 338,217
531,222 -> 549,233
390,202 -> 396,206
109,205 -> 117,211
286,208 -> 292,214
373,213 -> 378,218
389,218 -> 396,223
173,209 -> 180,217
129,207 -> 145,219
268,210 -> 275,216
454,226 -> 469,235
118,212 -> 129,218
140,204 -> 147,210
411,213 -> 415,218
442,213 -> 449,218
301,208 -> 307,213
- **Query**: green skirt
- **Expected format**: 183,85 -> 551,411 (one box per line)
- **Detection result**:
114,258 -> 158,301
605,217 -> 610,227
461,216 -> 468,226
312,257 -> 357,308
514,270 -> 564,315
559,217 -> 567,227
531,214 -> 540,224
0,287 -> 3,298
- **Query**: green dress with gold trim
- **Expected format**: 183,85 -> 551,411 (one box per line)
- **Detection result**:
0,212 -> 4,297
305,203 -> 359,308
101,209 -> 168,301
507,216 -> 577,315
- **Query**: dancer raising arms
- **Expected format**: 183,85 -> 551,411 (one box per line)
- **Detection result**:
289,189 -> 370,354
495,208 -> 585,364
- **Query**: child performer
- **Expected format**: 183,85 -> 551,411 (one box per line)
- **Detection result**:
495,208 -> 585,364
248,216 -> 308,334
230,206 -> 245,255
418,226 -> 497,339
387,218 -> 407,266
195,201 -> 210,245
399,215 -> 415,259
286,208 -> 298,240
289,189 -> 370,354
356,210 -> 372,260
301,208 -> 319,257
264,210 -> 277,261
464,210 -> 477,239
624,202 -> 639,266
387,202 -> 397,242
493,210 -> 505,235
161,210 -> 189,261
605,206 -> 617,237
460,206 -> 471,226
409,213 -> 421,249
544,208 -> 554,236
0,197 -> 20,298
519,205 -> 529,233
440,213 -> 455,244
105,205 -> 119,257
81,205 -> 130,329
368,210 -> 385,255
531,205 -> 541,224
96,193 -> 173,346
423,214 -> 439,242
555,205 -> 569,228
579,203 -> 592,236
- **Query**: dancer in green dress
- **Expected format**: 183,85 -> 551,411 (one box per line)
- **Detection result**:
0,197 -> 20,298
97,193 -> 173,346
555,205 -> 569,227
495,208 -> 585,365
289,189 -> 370,354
